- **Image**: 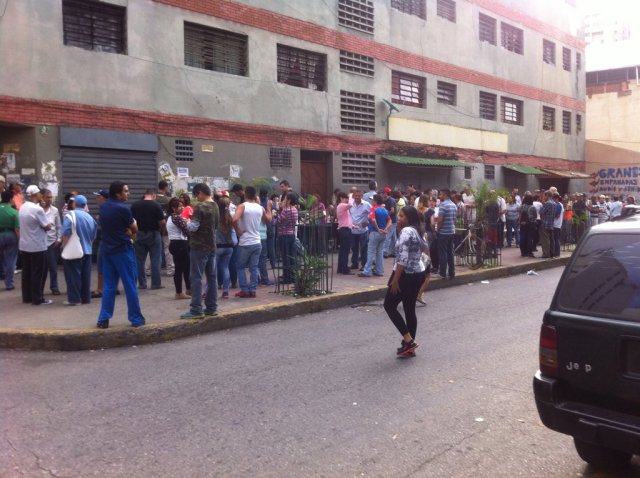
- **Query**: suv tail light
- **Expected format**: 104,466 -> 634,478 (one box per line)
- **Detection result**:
539,325 -> 558,377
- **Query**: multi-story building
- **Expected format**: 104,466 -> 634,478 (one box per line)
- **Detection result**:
0,0 -> 586,206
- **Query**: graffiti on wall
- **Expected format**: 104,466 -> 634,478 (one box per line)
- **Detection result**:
589,167 -> 640,195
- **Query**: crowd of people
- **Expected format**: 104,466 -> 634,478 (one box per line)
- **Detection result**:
1,172 -> 636,353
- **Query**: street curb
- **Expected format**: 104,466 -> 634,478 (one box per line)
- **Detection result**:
0,257 -> 569,351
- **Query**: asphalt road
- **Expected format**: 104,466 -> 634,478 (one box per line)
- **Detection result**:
2,267 -> 639,477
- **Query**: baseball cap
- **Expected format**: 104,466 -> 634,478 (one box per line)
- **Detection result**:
93,189 -> 109,198
25,185 -> 42,196
74,194 -> 88,207
383,187 -> 391,194
0,175 -> 5,183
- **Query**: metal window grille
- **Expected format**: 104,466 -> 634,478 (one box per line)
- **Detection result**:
501,22 -> 523,55
562,111 -> 571,134
484,165 -> 495,180
479,13 -> 497,45
391,71 -> 425,108
576,52 -> 582,70
184,22 -> 247,76
340,90 -> 376,133
543,40 -> 555,65
175,139 -> 194,161
62,0 -> 126,54
464,166 -> 472,180
437,0 -> 456,23
340,50 -> 375,77
390,0 -> 426,19
338,0 -> 374,34
269,147 -> 292,169
562,47 -> 572,71
479,91 -> 497,120
501,97 -> 523,125
542,106 -> 555,131
437,81 -> 456,106
277,44 -> 327,91
342,153 -> 376,186
576,114 -> 582,133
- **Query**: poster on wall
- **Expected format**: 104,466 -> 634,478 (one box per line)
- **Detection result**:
0,153 -> 16,173
589,167 -> 640,196
177,167 -> 189,178
229,165 -> 241,178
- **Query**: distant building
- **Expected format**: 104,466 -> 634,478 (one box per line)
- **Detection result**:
0,0 -> 586,205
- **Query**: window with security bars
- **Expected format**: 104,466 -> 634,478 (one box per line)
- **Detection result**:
576,52 -> 582,70
341,91 -> 376,133
562,111 -> 571,134
501,97 -> 523,125
479,13 -> 497,45
501,22 -> 523,55
342,153 -> 376,185
184,22 -> 247,76
391,0 -> 426,19
437,0 -> 456,23
175,140 -> 194,161
543,40 -> 555,65
464,166 -> 472,180
484,165 -> 495,180
338,0 -> 374,34
542,106 -> 555,131
437,81 -> 457,105
340,50 -> 374,77
562,47 -> 572,71
269,147 -> 292,169
479,91 -> 497,120
576,114 -> 582,133
277,44 -> 326,91
391,71 -> 425,108
62,0 -> 126,54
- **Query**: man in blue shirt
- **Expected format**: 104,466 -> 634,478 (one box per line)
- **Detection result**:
359,194 -> 391,277
437,189 -> 457,279
97,181 -> 145,329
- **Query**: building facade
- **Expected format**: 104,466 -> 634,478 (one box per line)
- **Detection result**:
0,0 -> 586,207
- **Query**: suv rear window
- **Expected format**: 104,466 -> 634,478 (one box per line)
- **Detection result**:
557,233 -> 640,321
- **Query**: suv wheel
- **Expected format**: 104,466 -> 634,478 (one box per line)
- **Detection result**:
573,438 -> 632,469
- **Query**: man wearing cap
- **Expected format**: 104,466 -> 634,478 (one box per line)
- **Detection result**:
97,181 -> 145,328
19,185 -> 53,305
91,189 -> 109,298
61,195 -> 97,305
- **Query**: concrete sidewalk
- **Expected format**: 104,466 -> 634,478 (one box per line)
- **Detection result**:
0,246 -> 571,350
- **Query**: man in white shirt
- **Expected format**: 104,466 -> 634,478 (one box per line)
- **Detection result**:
233,186 -> 271,298
19,185 -> 53,305
609,195 -> 623,219
41,188 -> 62,295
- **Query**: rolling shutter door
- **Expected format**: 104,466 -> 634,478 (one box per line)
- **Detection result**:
61,148 -> 157,211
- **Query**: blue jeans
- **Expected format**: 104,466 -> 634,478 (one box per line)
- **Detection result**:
279,235 -> 296,283
363,231 -> 386,276
236,243 -> 262,292
98,248 -> 144,326
44,242 -> 60,291
63,254 -> 92,304
350,232 -> 368,268
134,230 -> 162,288
505,219 -> 520,246
189,249 -> 217,314
383,225 -> 397,256
0,232 -> 18,289
258,239 -> 272,284
438,233 -> 455,278
216,247 -> 233,293
337,227 -> 352,273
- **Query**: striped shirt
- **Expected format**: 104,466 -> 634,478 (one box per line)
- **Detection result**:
438,199 -> 457,235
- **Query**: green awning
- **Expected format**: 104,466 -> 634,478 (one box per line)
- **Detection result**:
383,155 -> 469,168
503,164 -> 546,175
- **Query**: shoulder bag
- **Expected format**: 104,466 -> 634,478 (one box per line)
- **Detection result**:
61,212 -> 84,260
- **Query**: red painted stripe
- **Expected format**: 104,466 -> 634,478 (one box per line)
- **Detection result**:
152,0 -> 584,112
0,95 -> 584,171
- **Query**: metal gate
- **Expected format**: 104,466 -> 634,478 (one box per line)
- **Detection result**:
61,148 -> 157,210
